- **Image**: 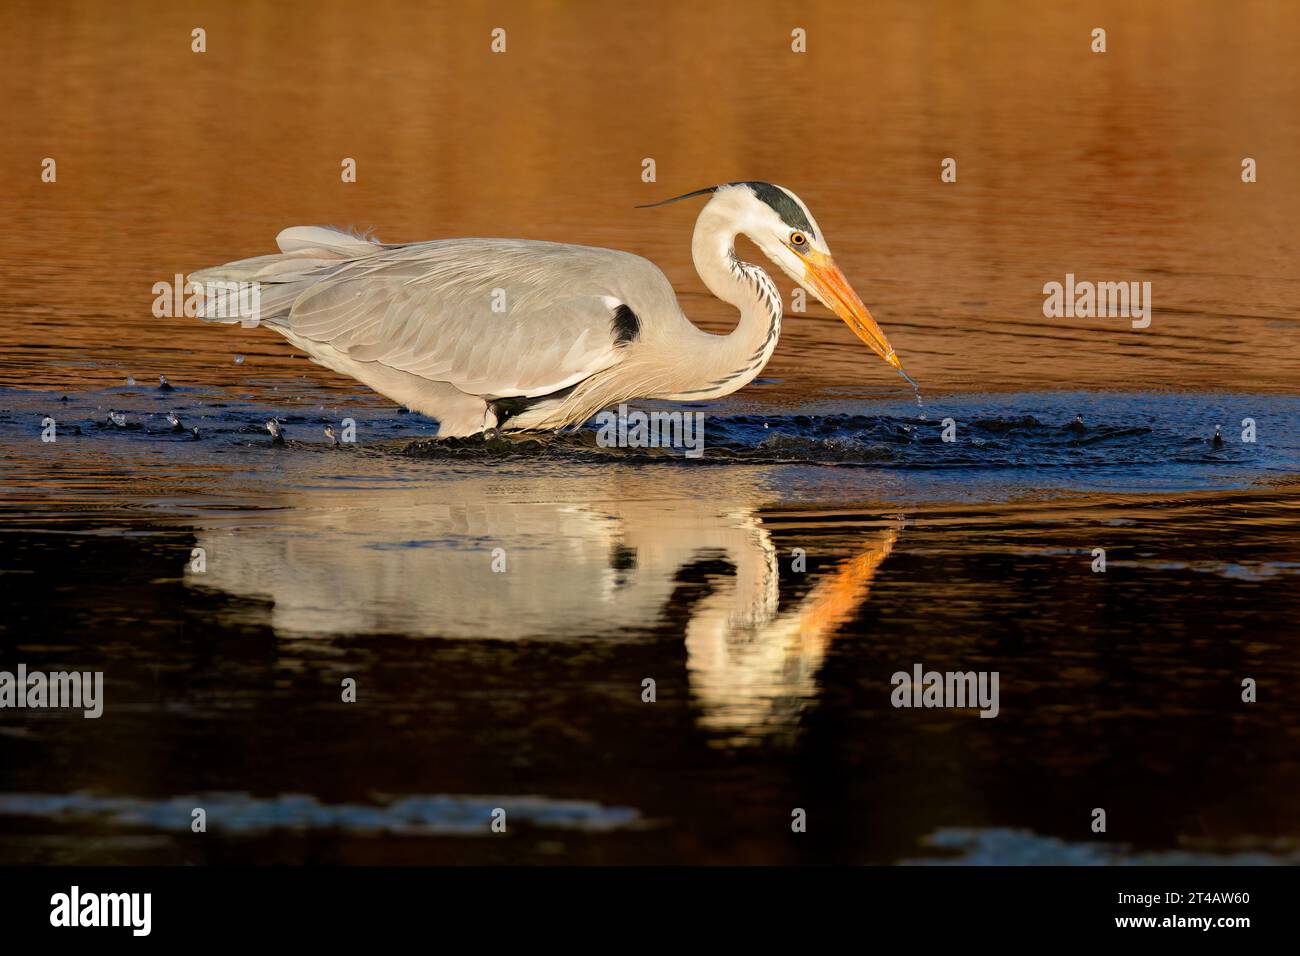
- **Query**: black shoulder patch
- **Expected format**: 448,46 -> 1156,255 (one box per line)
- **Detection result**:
739,181 -> 814,236
611,304 -> 641,345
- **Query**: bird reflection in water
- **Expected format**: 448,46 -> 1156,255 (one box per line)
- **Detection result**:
186,467 -> 899,742
685,523 -> 898,742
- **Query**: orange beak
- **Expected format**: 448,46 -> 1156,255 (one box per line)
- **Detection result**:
802,250 -> 903,372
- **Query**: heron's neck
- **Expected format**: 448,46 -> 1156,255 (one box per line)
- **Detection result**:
666,205 -> 782,400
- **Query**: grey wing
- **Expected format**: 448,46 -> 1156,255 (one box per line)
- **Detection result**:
284,239 -> 662,398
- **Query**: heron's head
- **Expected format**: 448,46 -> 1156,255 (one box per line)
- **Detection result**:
640,181 -> 903,373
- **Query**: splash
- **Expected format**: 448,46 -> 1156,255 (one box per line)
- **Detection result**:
899,369 -> 924,409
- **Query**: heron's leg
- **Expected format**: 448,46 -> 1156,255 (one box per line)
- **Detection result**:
432,399 -> 495,438
481,405 -> 501,440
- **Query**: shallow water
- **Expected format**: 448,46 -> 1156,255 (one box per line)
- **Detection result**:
3,384 -> 1299,863
2,0 -> 1300,865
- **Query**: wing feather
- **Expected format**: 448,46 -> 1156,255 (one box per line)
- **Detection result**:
284,238 -> 673,398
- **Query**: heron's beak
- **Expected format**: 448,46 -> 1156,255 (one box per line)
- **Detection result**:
802,250 -> 903,371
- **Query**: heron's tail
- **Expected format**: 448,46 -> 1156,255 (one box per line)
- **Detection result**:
188,226 -> 382,326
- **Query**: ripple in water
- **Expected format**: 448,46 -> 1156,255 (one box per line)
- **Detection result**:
2,387 -> 1296,495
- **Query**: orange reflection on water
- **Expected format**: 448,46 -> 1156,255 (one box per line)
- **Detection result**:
1,0 -> 1297,401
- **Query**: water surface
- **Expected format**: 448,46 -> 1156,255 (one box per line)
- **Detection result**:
3,385 -> 1299,863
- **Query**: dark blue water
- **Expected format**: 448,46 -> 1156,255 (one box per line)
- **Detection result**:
4,386 -> 1296,502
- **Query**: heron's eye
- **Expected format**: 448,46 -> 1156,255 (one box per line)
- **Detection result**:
790,232 -> 807,248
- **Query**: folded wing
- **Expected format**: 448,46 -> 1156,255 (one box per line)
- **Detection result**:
290,237 -> 671,398
193,228 -> 677,400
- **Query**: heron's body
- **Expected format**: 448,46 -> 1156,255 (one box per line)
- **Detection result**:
191,182 -> 903,436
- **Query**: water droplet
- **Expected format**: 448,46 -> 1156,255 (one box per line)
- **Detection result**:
898,369 -> 923,409
234,355 -> 245,365
126,376 -> 135,386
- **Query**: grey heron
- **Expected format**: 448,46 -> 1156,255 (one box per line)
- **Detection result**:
191,181 -> 905,437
